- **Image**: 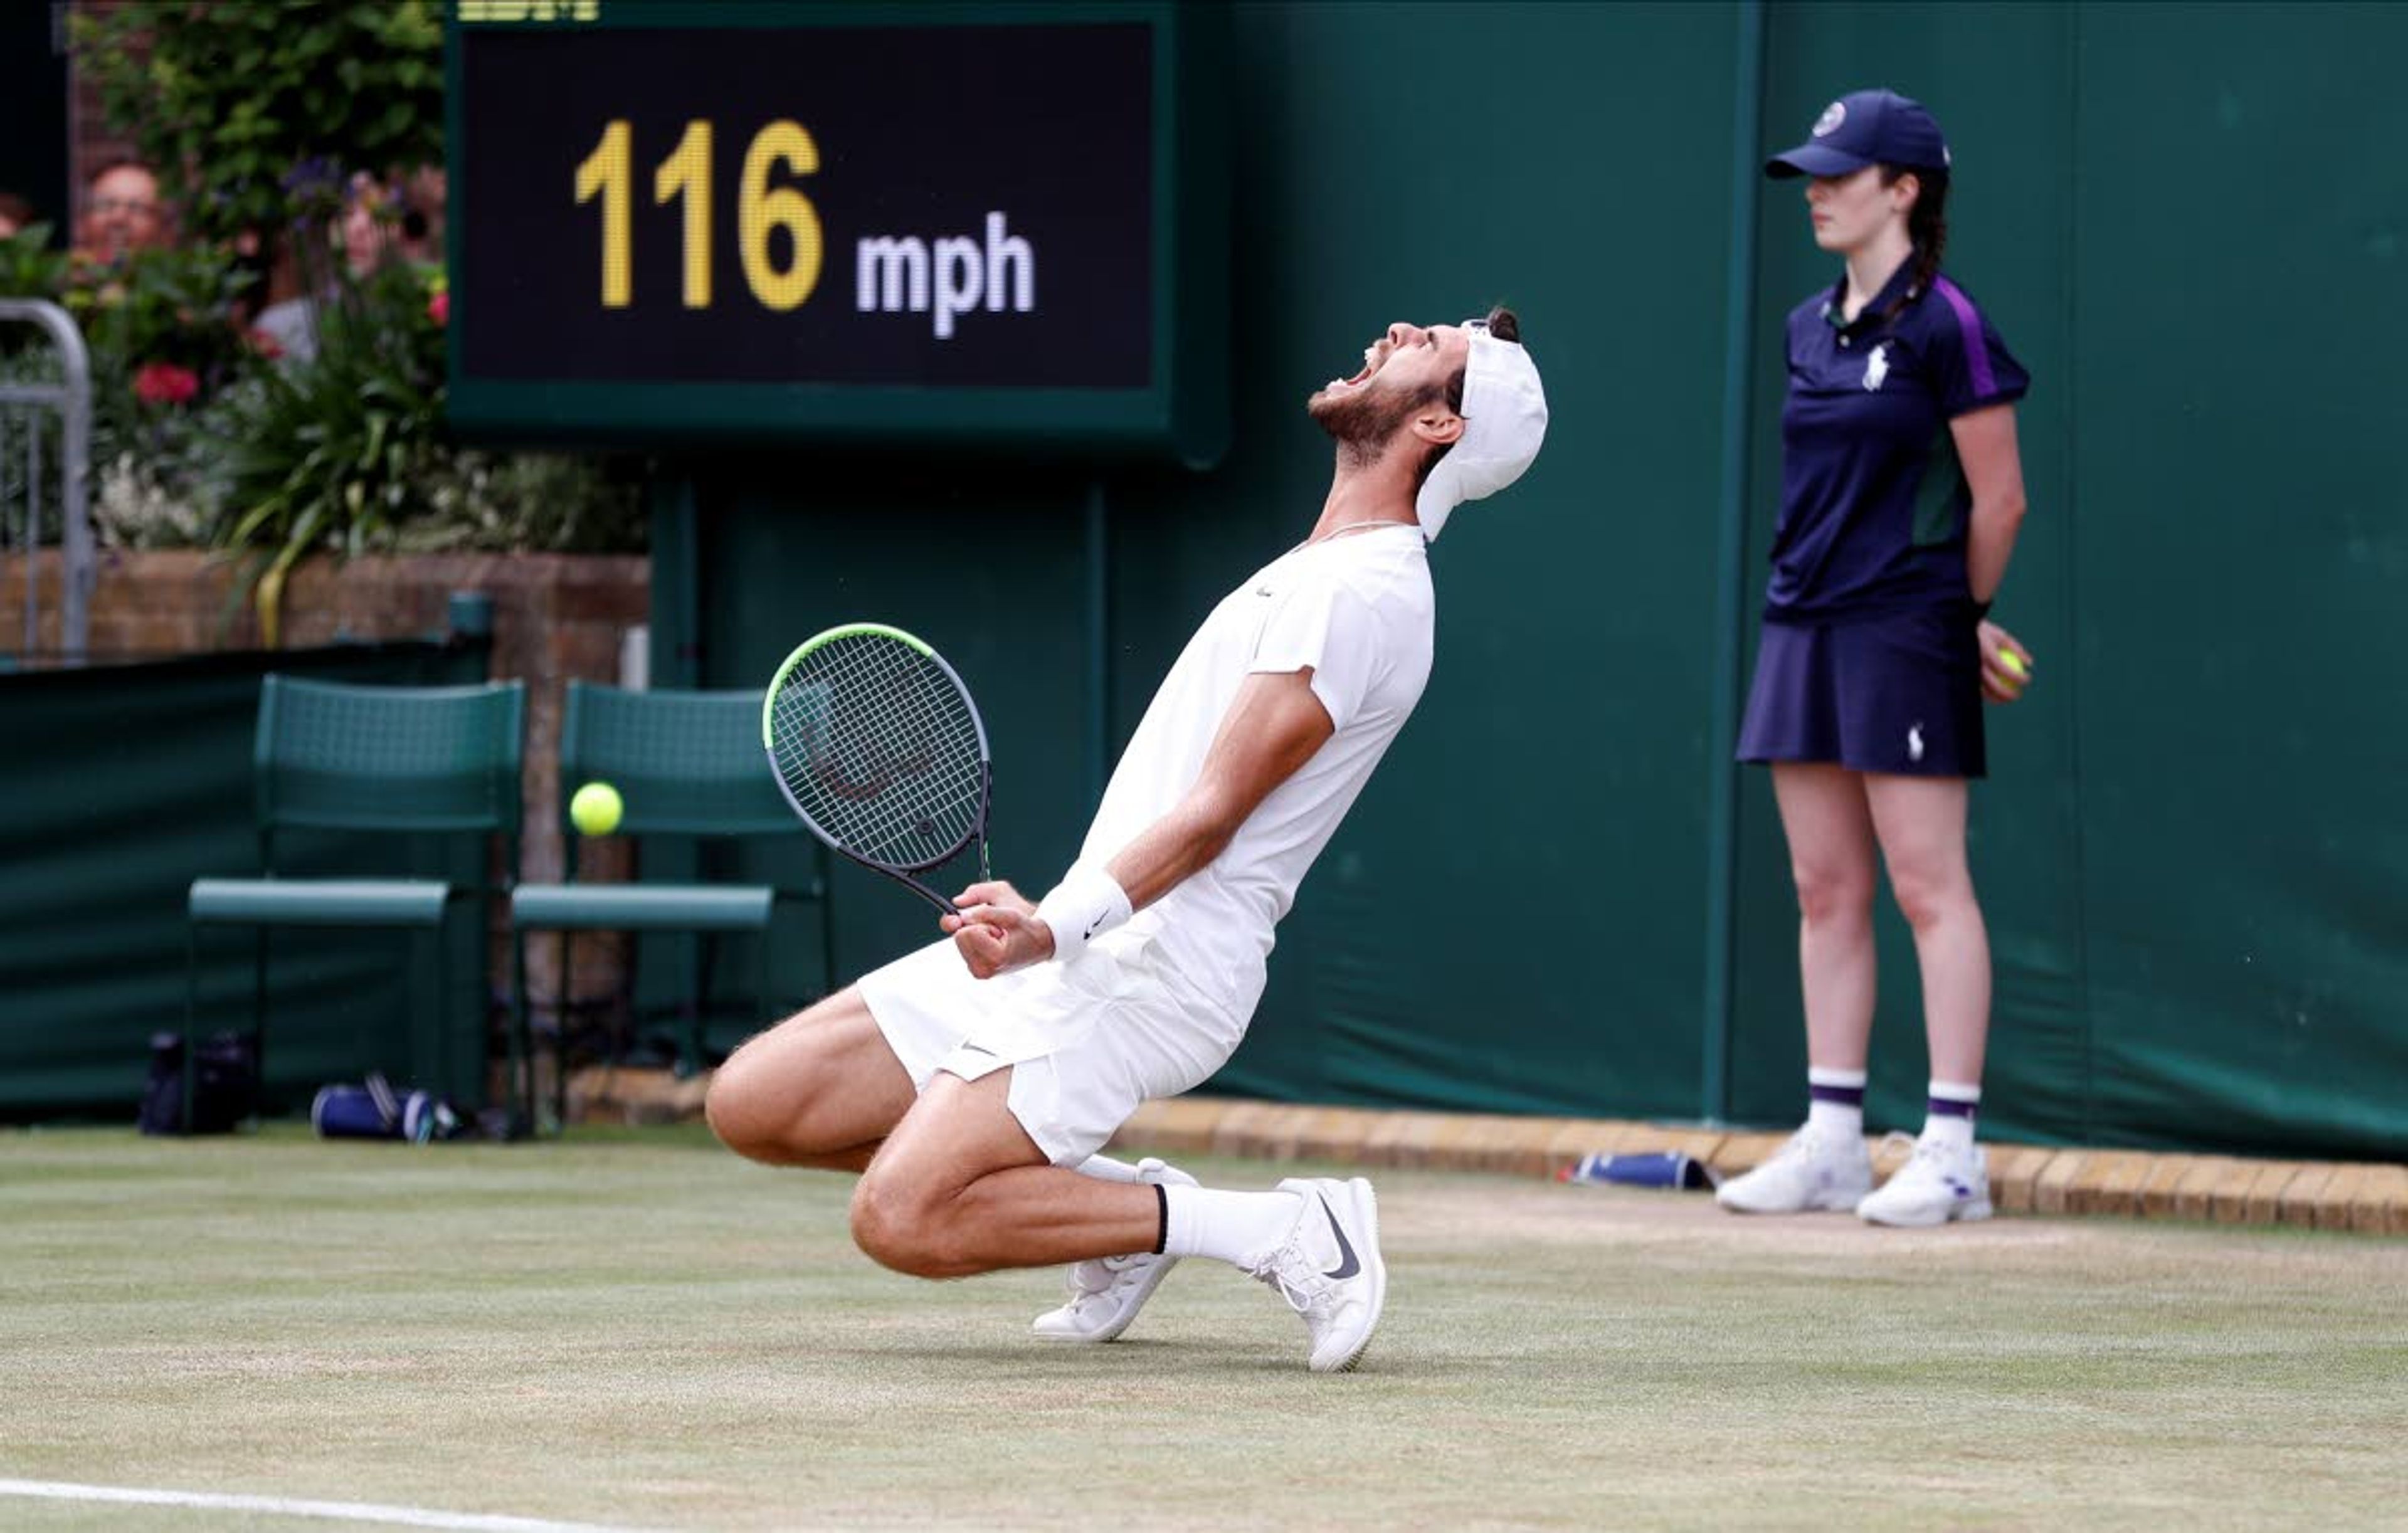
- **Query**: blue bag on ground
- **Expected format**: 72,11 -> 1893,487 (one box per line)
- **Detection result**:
1559,1150 -> 1718,1191
312,1073 -> 460,1144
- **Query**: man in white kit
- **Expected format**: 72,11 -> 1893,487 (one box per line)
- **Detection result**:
706,307 -> 1548,1373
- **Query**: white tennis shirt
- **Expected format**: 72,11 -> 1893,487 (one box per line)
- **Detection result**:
1080,519 -> 1434,1023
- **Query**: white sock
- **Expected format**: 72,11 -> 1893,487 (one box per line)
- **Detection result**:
1805,1066 -> 1867,1140
1073,1153 -> 1143,1184
1161,1184 -> 1304,1269
1922,1079 -> 1981,1152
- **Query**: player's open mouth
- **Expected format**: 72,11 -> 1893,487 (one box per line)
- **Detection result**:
1328,343 -> 1386,392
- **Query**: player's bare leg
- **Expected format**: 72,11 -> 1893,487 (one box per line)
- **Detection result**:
848,1070 -> 1160,1277
705,988 -> 915,1171
852,1070 -> 1384,1372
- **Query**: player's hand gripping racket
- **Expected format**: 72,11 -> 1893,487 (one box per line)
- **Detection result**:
761,623 -> 992,917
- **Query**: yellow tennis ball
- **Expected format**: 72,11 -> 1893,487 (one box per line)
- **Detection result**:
569,781 -> 623,836
1997,650 -> 2029,682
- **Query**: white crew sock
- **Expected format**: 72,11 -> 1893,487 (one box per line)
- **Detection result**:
1161,1184 -> 1304,1269
1805,1065 -> 1868,1140
1922,1079 -> 1981,1152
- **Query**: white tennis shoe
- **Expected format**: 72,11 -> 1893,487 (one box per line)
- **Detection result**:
1251,1176 -> 1386,1374
1714,1124 -> 1874,1214
1031,1157 -> 1196,1343
1857,1135 -> 1993,1227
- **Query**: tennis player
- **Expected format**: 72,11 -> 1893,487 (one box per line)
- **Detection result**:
707,308 -> 1548,1372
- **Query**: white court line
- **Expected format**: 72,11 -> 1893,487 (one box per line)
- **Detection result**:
0,1478 -> 653,1532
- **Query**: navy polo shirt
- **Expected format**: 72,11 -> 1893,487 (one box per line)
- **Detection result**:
1766,262 -> 2029,622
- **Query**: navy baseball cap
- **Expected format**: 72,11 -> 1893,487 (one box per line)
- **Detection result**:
1765,88 -> 1951,179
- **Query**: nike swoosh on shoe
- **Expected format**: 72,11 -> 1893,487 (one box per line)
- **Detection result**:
1318,1193 -> 1360,1280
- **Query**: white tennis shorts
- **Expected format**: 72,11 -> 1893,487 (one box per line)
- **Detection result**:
855,927 -> 1244,1165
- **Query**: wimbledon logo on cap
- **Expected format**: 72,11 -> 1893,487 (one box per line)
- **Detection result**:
1813,101 -> 1847,137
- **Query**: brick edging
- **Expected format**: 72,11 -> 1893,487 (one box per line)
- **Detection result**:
563,1071 -> 2408,1236
1102,1099 -> 2408,1235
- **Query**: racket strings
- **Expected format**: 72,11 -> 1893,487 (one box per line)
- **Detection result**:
768,637 -> 983,869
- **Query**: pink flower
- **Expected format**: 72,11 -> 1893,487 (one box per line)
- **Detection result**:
133,361 -> 199,407
426,290 -> 449,326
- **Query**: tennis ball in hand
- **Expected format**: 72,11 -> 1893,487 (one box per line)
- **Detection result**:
569,781 -> 623,836
1997,650 -> 2029,682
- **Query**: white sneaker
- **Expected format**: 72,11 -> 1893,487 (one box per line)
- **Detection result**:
1252,1176 -> 1386,1374
1714,1125 -> 1874,1214
1031,1157 -> 1196,1343
1857,1135 -> 1992,1227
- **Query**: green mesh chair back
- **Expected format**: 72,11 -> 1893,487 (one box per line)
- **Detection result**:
257,675 -> 525,837
519,683 -> 823,1120
557,682 -> 796,847
185,675 -> 527,1126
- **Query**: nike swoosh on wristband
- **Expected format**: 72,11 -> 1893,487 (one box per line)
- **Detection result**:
1317,1193 -> 1361,1280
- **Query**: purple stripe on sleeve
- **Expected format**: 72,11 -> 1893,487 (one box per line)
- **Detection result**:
1931,277 -> 1997,399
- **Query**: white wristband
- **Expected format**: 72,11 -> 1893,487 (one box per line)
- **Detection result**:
1035,864 -> 1132,966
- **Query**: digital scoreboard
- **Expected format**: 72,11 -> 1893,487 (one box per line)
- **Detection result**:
445,1 -> 1227,463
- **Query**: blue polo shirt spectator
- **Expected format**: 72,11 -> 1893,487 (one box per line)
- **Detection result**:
1768,262 -> 2029,623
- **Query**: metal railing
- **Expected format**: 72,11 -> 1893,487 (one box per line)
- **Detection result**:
0,299 -> 93,662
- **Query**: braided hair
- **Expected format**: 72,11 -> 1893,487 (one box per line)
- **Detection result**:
1878,166 -> 1950,320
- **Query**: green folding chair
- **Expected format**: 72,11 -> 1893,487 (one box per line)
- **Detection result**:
186,675 -> 525,1127
510,682 -> 833,1130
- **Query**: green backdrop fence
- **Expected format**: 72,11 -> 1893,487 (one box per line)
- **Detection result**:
0,641 -> 494,1119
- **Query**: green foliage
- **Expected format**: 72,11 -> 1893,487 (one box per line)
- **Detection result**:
24,4 -> 641,569
203,261 -> 449,579
201,262 -> 640,577
62,243 -> 259,414
0,224 -> 71,300
70,2 -> 444,248
1,232 -> 253,546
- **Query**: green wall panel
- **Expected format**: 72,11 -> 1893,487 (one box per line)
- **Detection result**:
2066,3 -> 2408,1156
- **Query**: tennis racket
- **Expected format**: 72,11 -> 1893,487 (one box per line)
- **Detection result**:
760,622 -> 993,917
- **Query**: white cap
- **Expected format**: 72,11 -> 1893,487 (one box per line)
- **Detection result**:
1413,319 -> 1550,542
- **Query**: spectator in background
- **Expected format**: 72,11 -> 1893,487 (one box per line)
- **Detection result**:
0,191 -> 36,241
253,171 -> 405,364
76,159 -> 172,260
337,172 -> 398,278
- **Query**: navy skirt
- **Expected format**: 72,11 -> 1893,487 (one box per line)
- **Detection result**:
1736,608 -> 1987,778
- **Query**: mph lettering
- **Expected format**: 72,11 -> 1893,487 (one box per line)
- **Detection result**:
855,213 -> 1035,340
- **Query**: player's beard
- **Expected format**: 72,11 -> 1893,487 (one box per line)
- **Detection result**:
1307,383 -> 1426,468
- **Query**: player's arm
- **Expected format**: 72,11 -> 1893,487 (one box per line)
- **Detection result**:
1100,667 -> 1334,910
946,668 -> 1334,977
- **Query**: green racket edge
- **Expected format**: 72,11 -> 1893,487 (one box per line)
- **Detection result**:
759,621 -> 939,750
